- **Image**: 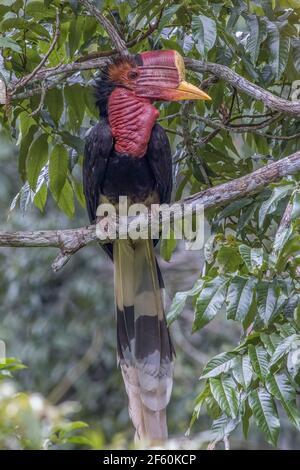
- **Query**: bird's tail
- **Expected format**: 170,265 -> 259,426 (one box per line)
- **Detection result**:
113,238 -> 174,443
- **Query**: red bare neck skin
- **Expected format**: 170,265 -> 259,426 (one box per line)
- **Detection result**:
108,88 -> 159,158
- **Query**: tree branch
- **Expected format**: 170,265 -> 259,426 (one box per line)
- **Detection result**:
1,150 -> 300,271
181,101 -> 211,185
7,52 -> 300,123
76,8 -> 163,63
192,113 -> 281,134
185,58 -> 300,118
9,54 -> 300,122
79,0 -> 128,55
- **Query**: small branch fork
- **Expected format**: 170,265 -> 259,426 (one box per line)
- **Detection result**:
75,8 -> 163,63
1,150 -> 300,272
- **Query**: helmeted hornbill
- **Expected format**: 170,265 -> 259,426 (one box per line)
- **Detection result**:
83,50 -> 211,442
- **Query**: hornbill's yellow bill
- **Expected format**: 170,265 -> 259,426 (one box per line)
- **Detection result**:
83,50 -> 211,443
107,49 -> 211,103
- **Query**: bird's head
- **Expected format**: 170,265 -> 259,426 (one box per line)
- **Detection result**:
98,50 -> 211,105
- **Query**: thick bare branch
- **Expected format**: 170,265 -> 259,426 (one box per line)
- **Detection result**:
185,58 -> 300,117
9,55 -> 300,121
1,150 -> 300,271
79,0 -> 128,55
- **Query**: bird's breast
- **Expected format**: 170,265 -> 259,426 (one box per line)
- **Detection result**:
101,152 -> 157,206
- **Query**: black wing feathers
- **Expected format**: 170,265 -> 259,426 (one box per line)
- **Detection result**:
83,118 -> 113,259
83,118 -> 113,223
146,123 -> 172,205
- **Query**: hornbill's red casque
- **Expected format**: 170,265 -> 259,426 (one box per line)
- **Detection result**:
83,50 -> 211,442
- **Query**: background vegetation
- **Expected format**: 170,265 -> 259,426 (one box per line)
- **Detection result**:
0,0 -> 300,449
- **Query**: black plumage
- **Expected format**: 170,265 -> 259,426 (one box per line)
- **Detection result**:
82,55 -> 174,442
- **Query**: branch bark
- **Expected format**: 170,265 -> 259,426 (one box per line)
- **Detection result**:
1,150 -> 300,271
79,0 -> 128,55
185,58 -> 300,118
8,57 -> 300,121
76,9 -> 163,63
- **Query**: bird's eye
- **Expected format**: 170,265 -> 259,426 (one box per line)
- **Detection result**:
127,70 -> 139,80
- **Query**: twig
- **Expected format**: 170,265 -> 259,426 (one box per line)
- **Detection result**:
181,101 -> 211,185
9,56 -> 300,118
12,9 -> 60,94
229,112 -> 274,122
200,89 -> 237,146
47,329 -> 103,404
79,0 -> 128,55
192,113 -> 281,134
76,8 -> 163,63
172,320 -> 209,365
1,150 -> 300,271
29,83 -> 46,116
185,58 -> 300,118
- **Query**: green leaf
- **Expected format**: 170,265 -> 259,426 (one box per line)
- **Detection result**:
189,382 -> 210,431
57,421 -> 88,436
201,352 -> 236,379
192,15 -> 217,56
291,38 -> 300,73
215,198 -> 253,222
209,414 -> 240,443
210,376 -> 239,418
45,88 -> 64,126
287,348 -> 300,380
167,279 -> 203,325
60,131 -> 84,153
33,183 -> 47,211
18,124 -> 38,181
226,276 -> 256,325
64,436 -> 91,446
0,36 -> 22,52
239,245 -> 264,273
249,388 -> 280,446
266,20 -> 290,79
232,355 -> 253,390
160,229 -> 177,262
193,276 -> 228,331
216,245 -> 242,273
49,144 -> 68,200
73,178 -> 86,208
64,85 -> 85,131
56,179 -> 74,218
291,191 -> 300,220
19,111 -> 36,137
245,14 -> 266,63
270,334 -> 300,369
272,219 -> 293,257
68,18 -> 82,56
256,280 -> 280,325
248,344 -> 269,381
260,332 -> 282,355
242,399 -> 252,439
259,185 -> 293,229
27,134 -> 48,191
0,357 -> 26,371
266,372 -> 300,429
